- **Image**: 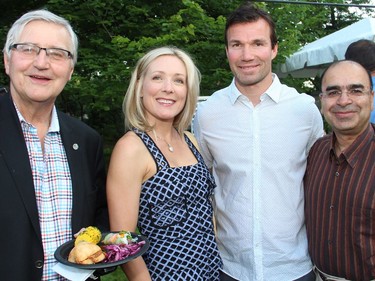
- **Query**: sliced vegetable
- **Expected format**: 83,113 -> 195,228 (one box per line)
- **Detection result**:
102,240 -> 146,262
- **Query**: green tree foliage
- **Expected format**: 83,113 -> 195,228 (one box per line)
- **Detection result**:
0,0 -> 373,157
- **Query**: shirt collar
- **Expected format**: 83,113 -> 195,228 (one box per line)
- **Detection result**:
330,124 -> 375,167
14,103 -> 60,133
265,74 -> 282,103
228,73 -> 281,105
228,79 -> 242,105
49,107 -> 60,132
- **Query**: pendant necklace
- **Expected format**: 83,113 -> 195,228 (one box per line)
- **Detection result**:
152,130 -> 174,152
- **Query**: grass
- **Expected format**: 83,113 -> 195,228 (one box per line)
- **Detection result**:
101,267 -> 128,281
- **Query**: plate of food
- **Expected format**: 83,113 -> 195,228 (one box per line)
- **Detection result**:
54,227 -> 149,270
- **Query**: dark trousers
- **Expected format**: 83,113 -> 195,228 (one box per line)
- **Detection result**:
295,270 -> 316,281
219,270 -> 239,281
219,270 -> 315,281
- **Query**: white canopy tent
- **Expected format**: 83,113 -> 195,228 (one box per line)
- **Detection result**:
277,17 -> 375,78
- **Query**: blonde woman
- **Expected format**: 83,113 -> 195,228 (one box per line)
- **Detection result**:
107,46 -> 222,281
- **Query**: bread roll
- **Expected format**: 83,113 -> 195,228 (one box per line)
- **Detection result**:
68,242 -> 105,264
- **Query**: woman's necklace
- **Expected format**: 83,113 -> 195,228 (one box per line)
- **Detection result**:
152,130 -> 174,152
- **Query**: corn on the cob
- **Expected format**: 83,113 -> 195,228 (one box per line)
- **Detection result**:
75,226 -> 102,246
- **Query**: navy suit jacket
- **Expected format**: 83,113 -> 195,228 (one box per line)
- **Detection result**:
0,89 -> 108,281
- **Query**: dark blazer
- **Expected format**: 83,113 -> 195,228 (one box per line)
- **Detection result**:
0,89 -> 108,281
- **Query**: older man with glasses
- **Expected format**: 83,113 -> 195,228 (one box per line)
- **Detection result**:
0,9 -> 108,281
304,60 -> 375,281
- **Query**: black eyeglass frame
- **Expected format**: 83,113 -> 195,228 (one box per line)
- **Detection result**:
10,43 -> 73,60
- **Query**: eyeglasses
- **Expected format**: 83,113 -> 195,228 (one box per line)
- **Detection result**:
10,43 -> 73,62
321,87 -> 370,99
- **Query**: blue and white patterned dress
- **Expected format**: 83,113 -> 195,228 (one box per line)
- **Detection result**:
134,128 -> 222,280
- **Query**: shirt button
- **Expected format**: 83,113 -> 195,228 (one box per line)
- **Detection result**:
335,171 -> 339,177
330,205 -> 334,209
35,260 -> 43,268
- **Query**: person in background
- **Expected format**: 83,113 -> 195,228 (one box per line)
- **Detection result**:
106,46 -> 222,281
304,60 -> 375,280
345,39 -> 375,123
193,2 -> 324,281
0,10 -> 108,281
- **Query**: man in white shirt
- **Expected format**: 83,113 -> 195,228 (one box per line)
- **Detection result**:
193,3 -> 324,281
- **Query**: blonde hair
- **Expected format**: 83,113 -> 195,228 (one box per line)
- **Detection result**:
123,46 -> 200,136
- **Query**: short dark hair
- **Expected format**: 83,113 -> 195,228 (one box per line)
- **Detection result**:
345,39 -> 375,72
224,2 -> 278,48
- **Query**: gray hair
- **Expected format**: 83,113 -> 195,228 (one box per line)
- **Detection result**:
3,9 -> 78,65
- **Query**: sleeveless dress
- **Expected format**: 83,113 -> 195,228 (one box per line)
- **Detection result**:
134,128 -> 222,280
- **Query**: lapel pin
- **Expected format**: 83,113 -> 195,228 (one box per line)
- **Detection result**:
73,143 -> 79,150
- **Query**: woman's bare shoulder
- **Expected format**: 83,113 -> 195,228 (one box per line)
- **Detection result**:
113,131 -> 145,155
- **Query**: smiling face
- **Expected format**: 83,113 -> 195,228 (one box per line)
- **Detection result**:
225,19 -> 278,92
321,61 -> 374,137
3,20 -> 74,108
140,55 -> 188,125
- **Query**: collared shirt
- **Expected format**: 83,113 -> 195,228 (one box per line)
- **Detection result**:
16,106 -> 72,281
304,124 -> 375,281
193,75 -> 324,281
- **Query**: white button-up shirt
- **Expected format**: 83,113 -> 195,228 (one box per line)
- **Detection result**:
193,75 -> 324,281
